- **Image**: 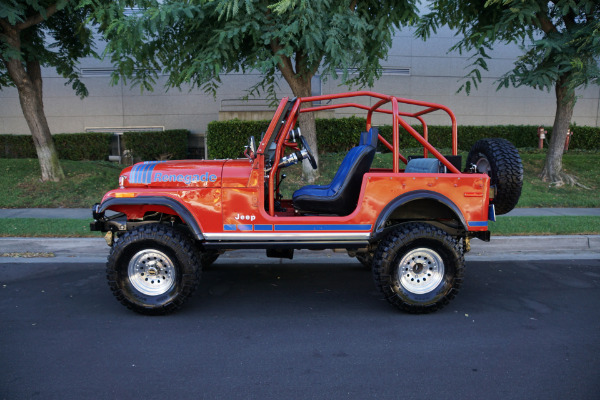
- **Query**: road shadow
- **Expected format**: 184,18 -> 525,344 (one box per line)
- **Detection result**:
191,261 -> 387,317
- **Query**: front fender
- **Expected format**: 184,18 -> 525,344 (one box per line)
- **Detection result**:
92,196 -> 204,241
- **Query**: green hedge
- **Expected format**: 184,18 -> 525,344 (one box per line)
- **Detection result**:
206,120 -> 270,159
315,116 -> 366,153
378,125 -> 549,151
0,129 -> 189,161
0,135 -> 37,158
54,132 -> 113,161
569,125 -> 600,150
206,118 -> 600,158
206,117 -> 372,158
0,132 -> 112,160
122,129 -> 189,161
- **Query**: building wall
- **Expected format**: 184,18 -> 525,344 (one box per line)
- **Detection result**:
1,27 -> 598,139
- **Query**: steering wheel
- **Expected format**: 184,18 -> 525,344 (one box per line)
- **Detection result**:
300,135 -> 318,170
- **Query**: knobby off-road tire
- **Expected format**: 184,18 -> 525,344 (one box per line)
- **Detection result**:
106,224 -> 201,315
466,138 -> 523,215
372,223 -> 464,314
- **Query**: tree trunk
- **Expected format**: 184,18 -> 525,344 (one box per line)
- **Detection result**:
274,48 -> 320,183
283,77 -> 320,183
5,58 -> 64,182
539,74 -> 575,186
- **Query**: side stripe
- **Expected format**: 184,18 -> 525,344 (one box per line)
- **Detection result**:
275,224 -> 372,232
223,224 -> 372,232
468,221 -> 488,227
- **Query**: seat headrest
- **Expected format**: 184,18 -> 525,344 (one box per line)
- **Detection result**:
360,127 -> 379,147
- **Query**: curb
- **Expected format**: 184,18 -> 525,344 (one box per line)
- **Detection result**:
0,236 -> 598,264
470,235 -> 600,252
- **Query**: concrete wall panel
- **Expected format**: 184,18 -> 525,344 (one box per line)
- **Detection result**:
46,116 -> 86,133
0,117 -> 29,133
44,97 -> 84,117
1,30 -> 598,138
0,99 -> 23,118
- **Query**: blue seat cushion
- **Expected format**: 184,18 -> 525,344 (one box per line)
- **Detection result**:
292,128 -> 378,215
405,158 -> 442,173
360,129 -> 379,147
295,129 -> 379,194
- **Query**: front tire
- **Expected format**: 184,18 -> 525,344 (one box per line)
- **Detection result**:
372,223 -> 464,314
106,224 -> 201,315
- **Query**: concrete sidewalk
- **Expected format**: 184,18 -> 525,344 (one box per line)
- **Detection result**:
0,235 -> 598,264
0,208 -> 598,263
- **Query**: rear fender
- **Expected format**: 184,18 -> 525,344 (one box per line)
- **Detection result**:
374,190 -> 467,239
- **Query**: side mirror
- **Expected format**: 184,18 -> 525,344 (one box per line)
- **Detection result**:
244,136 -> 257,160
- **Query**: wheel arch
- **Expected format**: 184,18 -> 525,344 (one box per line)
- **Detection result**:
373,190 -> 467,239
95,196 -> 204,241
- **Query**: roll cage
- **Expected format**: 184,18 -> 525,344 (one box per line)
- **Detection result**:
256,91 -> 461,216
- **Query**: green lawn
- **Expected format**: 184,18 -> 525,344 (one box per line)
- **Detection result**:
1,151 -> 598,209
1,216 -> 598,237
281,150 -> 600,208
0,159 -> 122,208
0,151 -> 598,237
491,216 -> 600,235
517,152 -> 599,207
0,218 -> 102,237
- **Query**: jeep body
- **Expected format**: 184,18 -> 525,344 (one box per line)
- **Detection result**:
92,91 -> 520,315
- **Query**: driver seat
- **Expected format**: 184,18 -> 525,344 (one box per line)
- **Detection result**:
292,128 -> 378,216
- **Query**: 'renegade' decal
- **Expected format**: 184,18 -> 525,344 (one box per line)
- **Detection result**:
129,161 -> 217,185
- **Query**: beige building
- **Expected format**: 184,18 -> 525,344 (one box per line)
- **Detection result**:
1,26 -> 598,156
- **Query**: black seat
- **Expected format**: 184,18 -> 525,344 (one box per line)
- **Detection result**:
292,128 -> 378,215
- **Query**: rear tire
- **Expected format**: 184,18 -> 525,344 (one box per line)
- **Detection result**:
106,224 -> 201,315
466,138 -> 523,215
372,223 -> 464,314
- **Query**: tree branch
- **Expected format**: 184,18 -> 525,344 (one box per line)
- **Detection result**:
295,50 -> 306,76
0,22 -> 20,50
270,40 -> 296,83
563,10 -> 577,29
0,18 -> 13,32
536,13 -> 557,34
16,1 -> 66,31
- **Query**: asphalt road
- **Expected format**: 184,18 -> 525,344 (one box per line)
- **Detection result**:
1,257 -> 600,400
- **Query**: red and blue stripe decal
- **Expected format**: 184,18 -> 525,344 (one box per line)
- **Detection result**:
223,224 -> 372,232
467,221 -> 488,227
130,161 -> 163,184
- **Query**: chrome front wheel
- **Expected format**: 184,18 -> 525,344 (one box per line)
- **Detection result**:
128,249 -> 176,296
106,224 -> 201,315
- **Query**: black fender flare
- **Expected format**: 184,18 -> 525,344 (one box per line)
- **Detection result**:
373,190 -> 467,239
95,196 -> 204,240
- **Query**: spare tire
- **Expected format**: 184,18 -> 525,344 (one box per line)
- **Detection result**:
466,138 -> 523,215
